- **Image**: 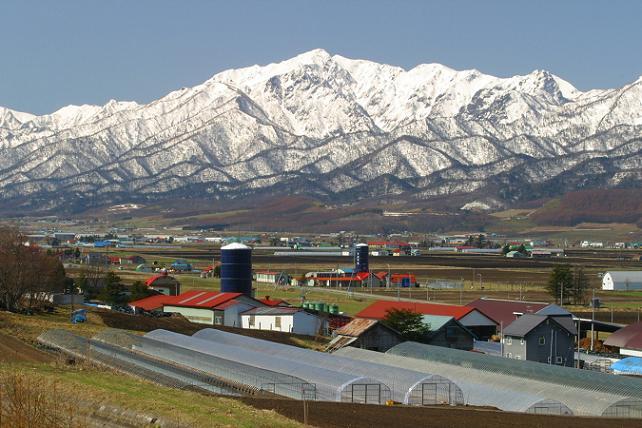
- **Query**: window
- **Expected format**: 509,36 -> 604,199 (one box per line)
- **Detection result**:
275,316 -> 282,328
520,338 -> 525,345
515,355 -> 521,360
248,315 -> 255,327
507,352 -> 512,358
506,337 -> 512,345
556,356 -> 563,364
538,336 -> 546,345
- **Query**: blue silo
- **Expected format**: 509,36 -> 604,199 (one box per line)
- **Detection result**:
354,243 -> 369,273
220,243 -> 253,296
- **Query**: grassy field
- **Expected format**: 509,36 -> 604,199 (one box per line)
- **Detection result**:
0,361 -> 300,427
0,306 -> 114,345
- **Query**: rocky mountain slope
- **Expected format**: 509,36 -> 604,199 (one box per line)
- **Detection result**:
1,49 -> 641,213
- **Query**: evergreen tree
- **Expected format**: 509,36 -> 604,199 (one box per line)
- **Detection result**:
98,272 -> 124,304
383,308 -> 431,341
546,265 -> 574,304
570,267 -> 589,305
129,280 -> 153,302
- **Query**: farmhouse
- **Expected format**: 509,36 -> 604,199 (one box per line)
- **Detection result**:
129,290 -> 265,326
241,306 -> 327,335
502,314 -> 577,366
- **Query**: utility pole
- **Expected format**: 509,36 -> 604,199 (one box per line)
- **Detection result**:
590,288 -> 595,352
560,282 -> 564,307
576,320 -> 581,369
500,321 -> 504,357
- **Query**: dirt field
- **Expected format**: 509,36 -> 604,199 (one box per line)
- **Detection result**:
0,331 -> 53,363
241,397 -> 642,428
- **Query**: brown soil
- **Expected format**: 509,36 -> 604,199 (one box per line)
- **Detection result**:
241,397 -> 642,428
0,331 -> 53,363
95,309 -> 328,347
575,310 -> 642,325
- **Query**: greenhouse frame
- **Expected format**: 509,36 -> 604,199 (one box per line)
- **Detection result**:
141,329 -> 391,403
337,343 -> 642,417
193,328 -> 463,405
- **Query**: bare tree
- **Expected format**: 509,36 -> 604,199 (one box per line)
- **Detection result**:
0,227 -> 66,311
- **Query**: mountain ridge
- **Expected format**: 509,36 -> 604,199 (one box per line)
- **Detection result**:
1,49 -> 641,214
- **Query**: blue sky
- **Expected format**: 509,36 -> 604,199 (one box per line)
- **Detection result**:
1,0 -> 640,115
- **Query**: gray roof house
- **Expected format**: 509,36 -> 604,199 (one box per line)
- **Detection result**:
503,314 -> 577,367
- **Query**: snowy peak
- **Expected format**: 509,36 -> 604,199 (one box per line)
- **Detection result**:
0,49 -> 641,213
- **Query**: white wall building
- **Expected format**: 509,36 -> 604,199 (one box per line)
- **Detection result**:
241,307 -> 327,336
602,271 -> 642,291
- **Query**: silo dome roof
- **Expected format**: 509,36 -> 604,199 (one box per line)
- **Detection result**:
221,242 -> 251,250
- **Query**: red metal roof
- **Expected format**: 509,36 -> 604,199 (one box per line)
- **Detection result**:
604,322 -> 642,350
145,272 -> 171,287
313,275 -> 369,282
128,290 -> 247,312
259,297 -> 289,307
356,300 -> 474,320
390,273 -> 416,281
374,271 -> 388,280
165,291 -> 243,309
128,294 -> 170,311
466,298 -> 548,326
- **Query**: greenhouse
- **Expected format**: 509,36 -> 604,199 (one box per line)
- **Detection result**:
193,328 -> 463,405
337,344 -> 642,417
389,341 -> 642,398
123,331 -> 315,400
140,329 -> 391,403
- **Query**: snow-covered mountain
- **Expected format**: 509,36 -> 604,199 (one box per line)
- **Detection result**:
1,49 -> 641,213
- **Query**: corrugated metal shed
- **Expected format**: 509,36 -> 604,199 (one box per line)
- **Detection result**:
604,322 -> 642,350
334,318 -> 379,337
